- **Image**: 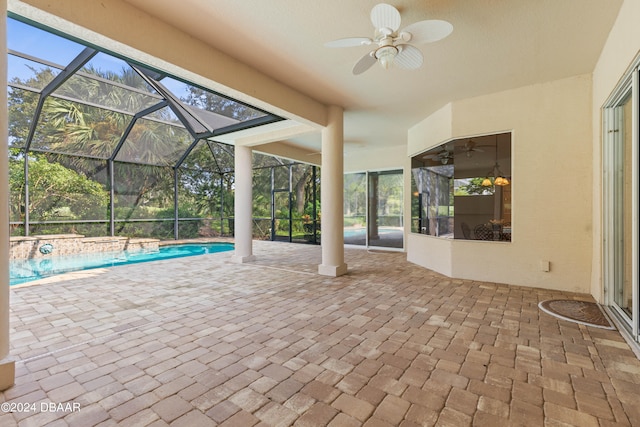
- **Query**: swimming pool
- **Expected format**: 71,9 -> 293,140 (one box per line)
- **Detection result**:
9,242 -> 234,286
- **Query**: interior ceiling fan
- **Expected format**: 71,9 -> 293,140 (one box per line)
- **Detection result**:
422,144 -> 453,164
459,140 -> 485,158
325,3 -> 453,75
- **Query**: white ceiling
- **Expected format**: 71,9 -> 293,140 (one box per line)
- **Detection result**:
122,0 -> 622,155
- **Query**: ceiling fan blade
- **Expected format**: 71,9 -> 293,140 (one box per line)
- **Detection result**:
352,52 -> 377,75
371,3 -> 401,32
400,19 -> 453,44
324,37 -> 373,48
394,45 -> 423,70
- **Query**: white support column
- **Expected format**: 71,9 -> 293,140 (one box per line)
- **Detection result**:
1,0 -> 16,391
232,144 -> 256,263
318,105 -> 348,277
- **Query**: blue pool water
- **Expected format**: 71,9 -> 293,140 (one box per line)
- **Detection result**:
10,242 -> 234,286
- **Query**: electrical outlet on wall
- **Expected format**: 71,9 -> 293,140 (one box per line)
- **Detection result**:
540,260 -> 550,272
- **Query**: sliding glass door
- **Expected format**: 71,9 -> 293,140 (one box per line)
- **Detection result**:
604,68 -> 639,341
344,170 -> 404,249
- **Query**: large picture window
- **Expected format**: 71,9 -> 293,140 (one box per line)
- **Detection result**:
411,133 -> 511,241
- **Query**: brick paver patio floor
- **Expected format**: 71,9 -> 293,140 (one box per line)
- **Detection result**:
2,240 -> 640,426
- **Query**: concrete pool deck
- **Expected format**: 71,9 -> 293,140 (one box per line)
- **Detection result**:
2,240 -> 640,426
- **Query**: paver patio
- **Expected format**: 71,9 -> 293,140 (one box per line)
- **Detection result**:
2,240 -> 640,426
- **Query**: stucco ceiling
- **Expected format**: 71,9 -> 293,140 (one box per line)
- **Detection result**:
122,0 -> 622,155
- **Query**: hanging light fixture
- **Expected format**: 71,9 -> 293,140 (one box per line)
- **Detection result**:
495,174 -> 509,186
481,135 -> 510,187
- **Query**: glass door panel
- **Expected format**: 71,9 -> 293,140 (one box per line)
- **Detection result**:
368,171 -> 404,249
344,173 -> 367,246
611,94 -> 634,318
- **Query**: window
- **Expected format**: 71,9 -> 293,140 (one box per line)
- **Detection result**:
411,133 -> 512,241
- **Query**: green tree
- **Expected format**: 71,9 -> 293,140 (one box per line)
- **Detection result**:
179,141 -> 235,219
9,154 -> 108,222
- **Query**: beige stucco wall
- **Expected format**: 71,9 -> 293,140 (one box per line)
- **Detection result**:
407,103 -> 453,156
407,74 -> 594,293
344,144 -> 407,174
591,0 -> 640,301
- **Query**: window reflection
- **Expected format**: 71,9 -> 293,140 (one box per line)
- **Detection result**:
411,133 -> 511,241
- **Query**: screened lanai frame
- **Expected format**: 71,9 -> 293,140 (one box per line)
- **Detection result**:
7,16 -> 321,242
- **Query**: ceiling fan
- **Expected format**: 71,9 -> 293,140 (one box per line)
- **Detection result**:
325,3 -> 453,75
422,145 -> 453,164
460,140 -> 485,158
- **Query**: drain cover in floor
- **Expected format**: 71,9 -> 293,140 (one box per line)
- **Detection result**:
538,299 -> 615,329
